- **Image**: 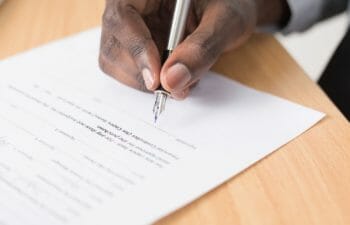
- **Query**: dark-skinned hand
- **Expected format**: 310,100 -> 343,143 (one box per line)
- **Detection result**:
99,0 -> 289,99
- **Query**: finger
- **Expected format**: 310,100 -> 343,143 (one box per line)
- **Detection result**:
99,46 -> 145,90
160,1 -> 254,93
100,1 -> 161,91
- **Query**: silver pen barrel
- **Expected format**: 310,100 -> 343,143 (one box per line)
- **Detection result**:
153,0 -> 191,123
167,0 -> 191,51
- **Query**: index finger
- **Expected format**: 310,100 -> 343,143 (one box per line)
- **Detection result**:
100,0 -> 161,91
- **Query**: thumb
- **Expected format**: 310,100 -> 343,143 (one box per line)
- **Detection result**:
160,2 -> 254,94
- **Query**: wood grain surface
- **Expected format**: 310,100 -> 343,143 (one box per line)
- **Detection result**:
0,1 -> 349,224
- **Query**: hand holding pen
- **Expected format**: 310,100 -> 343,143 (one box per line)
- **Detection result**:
99,0 -> 290,115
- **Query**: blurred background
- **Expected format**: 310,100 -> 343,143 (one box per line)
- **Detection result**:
277,13 -> 348,81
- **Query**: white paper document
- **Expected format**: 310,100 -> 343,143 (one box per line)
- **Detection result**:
0,28 -> 324,225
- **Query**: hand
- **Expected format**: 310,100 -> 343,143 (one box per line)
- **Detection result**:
99,0 -> 289,99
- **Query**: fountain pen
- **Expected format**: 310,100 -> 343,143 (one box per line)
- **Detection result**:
153,0 -> 191,123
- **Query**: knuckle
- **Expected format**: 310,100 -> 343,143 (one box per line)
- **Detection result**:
127,36 -> 151,57
102,2 -> 123,29
102,10 -> 117,29
100,35 -> 122,60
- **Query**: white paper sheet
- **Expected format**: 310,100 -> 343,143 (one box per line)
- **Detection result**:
0,28 -> 324,225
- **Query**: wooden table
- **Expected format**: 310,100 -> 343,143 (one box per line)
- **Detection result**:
1,1 -> 349,224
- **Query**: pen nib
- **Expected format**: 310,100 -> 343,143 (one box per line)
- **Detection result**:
153,90 -> 168,123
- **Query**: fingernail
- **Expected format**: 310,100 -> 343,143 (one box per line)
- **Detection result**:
165,63 -> 191,90
142,68 -> 154,90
